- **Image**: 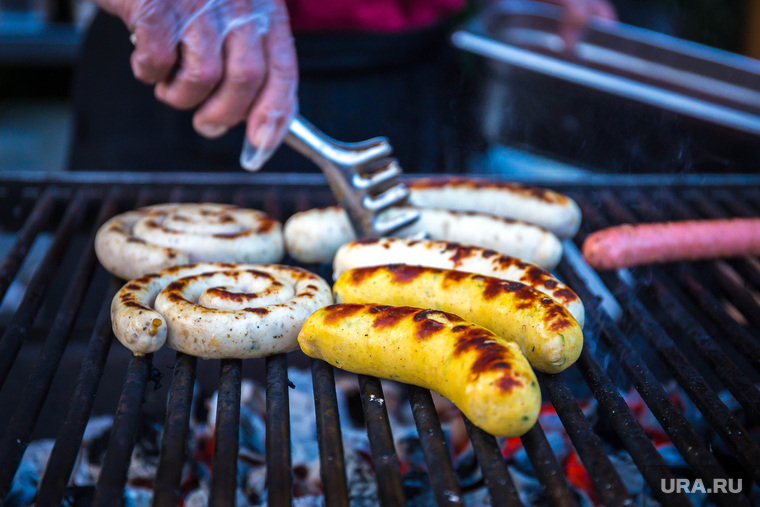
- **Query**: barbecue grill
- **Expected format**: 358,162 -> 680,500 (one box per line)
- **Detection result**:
0,171 -> 759,506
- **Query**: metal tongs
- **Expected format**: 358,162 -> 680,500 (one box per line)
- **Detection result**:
284,116 -> 419,238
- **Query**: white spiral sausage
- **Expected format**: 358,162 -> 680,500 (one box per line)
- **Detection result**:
111,263 -> 332,358
333,238 -> 585,327
284,206 -> 562,268
95,203 -> 284,280
408,177 -> 582,238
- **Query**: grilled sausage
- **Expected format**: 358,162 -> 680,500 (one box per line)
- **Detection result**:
283,205 -> 562,268
333,238 -> 584,327
298,303 -> 541,436
334,265 -> 583,373
112,262 -> 332,358
582,219 -> 760,270
408,177 -> 581,238
95,203 -> 283,280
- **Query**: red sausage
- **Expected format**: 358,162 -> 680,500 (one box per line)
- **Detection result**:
582,219 -> 760,270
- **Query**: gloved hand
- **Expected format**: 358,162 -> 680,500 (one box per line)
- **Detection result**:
540,0 -> 617,47
97,0 -> 297,170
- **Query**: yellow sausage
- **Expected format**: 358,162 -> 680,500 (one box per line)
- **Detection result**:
298,304 -> 540,437
333,264 -> 582,373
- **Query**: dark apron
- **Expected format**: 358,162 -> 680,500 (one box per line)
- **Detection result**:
68,11 -> 471,173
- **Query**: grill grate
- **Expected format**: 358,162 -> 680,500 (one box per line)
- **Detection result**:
0,173 -> 759,506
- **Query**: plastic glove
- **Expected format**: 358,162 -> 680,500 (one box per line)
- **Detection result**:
97,0 -> 297,171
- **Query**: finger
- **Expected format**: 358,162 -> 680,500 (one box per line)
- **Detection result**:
155,11 -> 224,110
556,0 -> 593,48
129,1 -> 179,84
193,24 -> 267,138
245,10 -> 297,150
591,0 -> 618,21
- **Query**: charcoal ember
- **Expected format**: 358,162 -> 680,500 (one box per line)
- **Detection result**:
402,469 -> 434,506
462,486 -> 492,506
123,486 -> 153,506
59,485 -> 95,506
85,416 -> 164,490
452,445 -> 482,489
345,448 -> 378,506
292,460 -> 322,497
183,486 -> 249,506
5,440 -> 55,506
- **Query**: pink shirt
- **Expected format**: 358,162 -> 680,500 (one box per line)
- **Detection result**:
286,0 -> 467,33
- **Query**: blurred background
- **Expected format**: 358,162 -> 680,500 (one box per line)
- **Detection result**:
1,0 -> 759,175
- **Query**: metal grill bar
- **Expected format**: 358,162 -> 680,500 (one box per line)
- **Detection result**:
0,190 -> 89,388
535,372 -> 632,506
558,253 -> 747,507
311,358 -> 349,507
592,193 -> 760,485
648,276 -> 760,424
628,189 -> 760,376
93,354 -> 153,506
0,192 -> 118,498
463,417 -> 523,506
679,271 -> 760,376
35,285 -> 117,507
211,358 -> 243,507
406,385 -> 463,506
518,424 -> 579,507
667,191 -> 760,329
357,375 -> 405,506
152,352 -> 197,507
265,354 -> 292,506
573,347 -> 690,507
0,187 -> 56,303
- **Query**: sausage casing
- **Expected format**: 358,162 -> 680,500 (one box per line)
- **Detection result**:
298,303 -> 541,437
333,264 -> 583,373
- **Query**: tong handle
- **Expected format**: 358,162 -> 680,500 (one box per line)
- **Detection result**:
284,116 -> 392,238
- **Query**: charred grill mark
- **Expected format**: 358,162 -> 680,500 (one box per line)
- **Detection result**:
125,284 -> 141,290
450,329 -> 524,392
481,249 -> 497,258
323,304 -> 364,325
355,238 -> 380,245
496,375 -> 523,392
256,219 -> 276,234
206,289 -> 259,302
123,301 -> 149,310
167,252 -> 177,259
543,279 -> 558,289
387,264 -> 429,284
166,293 -> 185,303
443,243 -> 478,267
371,306 -> 418,329
408,176 -> 568,204
544,305 -> 573,331
165,280 -> 187,291
520,266 -> 553,287
349,266 -> 380,285
492,256 -> 523,270
412,309 -> 459,340
218,215 -> 235,224
244,307 -> 270,315
126,237 -> 147,244
213,230 -> 253,239
553,288 -> 579,303
443,270 -> 470,284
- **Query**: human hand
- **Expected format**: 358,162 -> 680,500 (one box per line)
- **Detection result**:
538,0 -> 617,48
98,0 -> 297,170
